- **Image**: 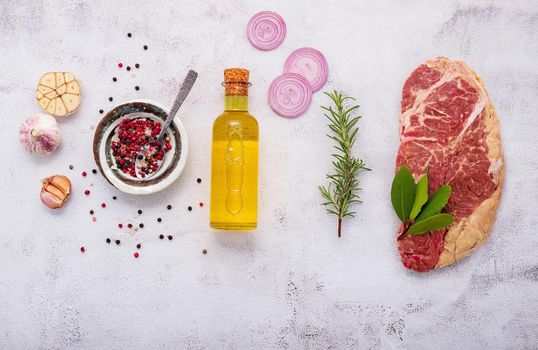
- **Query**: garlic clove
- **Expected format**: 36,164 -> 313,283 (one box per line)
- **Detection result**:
40,175 -> 71,209
40,190 -> 64,209
44,183 -> 64,200
49,175 -> 71,195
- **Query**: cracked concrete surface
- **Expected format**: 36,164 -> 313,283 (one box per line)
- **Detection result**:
0,0 -> 537,349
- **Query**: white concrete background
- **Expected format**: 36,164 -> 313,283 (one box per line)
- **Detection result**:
0,0 -> 537,349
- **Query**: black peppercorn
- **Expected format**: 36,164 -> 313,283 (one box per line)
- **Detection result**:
143,45 -> 148,50
99,109 -> 104,114
138,209 -> 142,215
197,178 -> 202,183
112,77 -> 117,82
167,235 -> 173,240
89,210 -> 94,215
135,63 -> 140,68
167,205 -> 172,210
157,218 -> 162,223
139,223 -> 144,228
127,33 -> 132,38
135,86 -> 140,91
188,206 -> 192,211
136,243 -> 141,249
112,196 -> 117,200
126,66 -> 131,71
127,223 -> 133,228
69,164 -> 74,170
106,238 -> 111,243
115,240 -> 120,245
92,169 -> 97,174
202,249 -> 207,255
159,234 -> 164,239
108,97 -> 113,102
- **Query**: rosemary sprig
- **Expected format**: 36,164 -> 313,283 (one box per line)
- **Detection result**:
319,90 -> 370,238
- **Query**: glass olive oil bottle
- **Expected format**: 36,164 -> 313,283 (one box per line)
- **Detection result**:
210,68 -> 259,230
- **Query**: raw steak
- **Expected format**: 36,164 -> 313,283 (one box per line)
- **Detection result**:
395,57 -> 503,272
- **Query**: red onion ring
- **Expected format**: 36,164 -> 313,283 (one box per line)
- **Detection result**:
283,47 -> 328,92
268,73 -> 313,118
247,11 -> 286,51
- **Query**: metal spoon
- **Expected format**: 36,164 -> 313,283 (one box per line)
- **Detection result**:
135,69 -> 198,179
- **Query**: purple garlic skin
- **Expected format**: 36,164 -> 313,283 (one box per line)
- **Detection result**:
19,114 -> 61,156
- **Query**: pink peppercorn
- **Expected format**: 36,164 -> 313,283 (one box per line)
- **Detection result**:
84,190 -> 90,195
118,223 -> 123,228
134,252 -> 139,258
80,246 -> 85,253
101,202 -> 106,208
82,171 -> 87,177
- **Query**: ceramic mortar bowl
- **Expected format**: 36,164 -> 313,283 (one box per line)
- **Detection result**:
93,99 -> 188,195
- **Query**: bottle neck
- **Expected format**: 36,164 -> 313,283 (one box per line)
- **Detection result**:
224,95 -> 249,112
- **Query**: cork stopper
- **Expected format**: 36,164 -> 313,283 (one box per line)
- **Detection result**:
223,68 -> 250,96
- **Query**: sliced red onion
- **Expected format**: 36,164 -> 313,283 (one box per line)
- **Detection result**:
268,73 -> 313,118
283,47 -> 328,92
247,11 -> 286,51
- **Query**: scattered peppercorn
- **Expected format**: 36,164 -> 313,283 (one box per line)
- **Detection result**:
108,97 -> 113,102
118,223 -> 123,228
115,239 -> 121,245
82,171 -> 87,177
118,63 -> 123,68
139,223 -> 144,228
197,178 -> 202,183
101,202 -> 106,208
89,210 -> 94,215
92,169 -> 97,174
113,77 -> 117,82
202,249 -> 207,255
84,190 -> 90,195
199,202 -> 204,207
113,196 -> 117,200
80,246 -> 85,253
188,206 -> 192,211
126,66 -> 131,71
143,45 -> 148,50
138,209 -> 142,214
135,86 -> 140,91
106,238 -> 111,243
157,218 -> 162,223
134,252 -> 139,258
167,235 -> 173,240
167,205 -> 172,210
127,32 -> 132,38
99,109 -> 104,114
159,234 -> 164,239
135,63 -> 140,68
69,164 -> 74,170
92,217 -> 97,222
127,223 -> 133,228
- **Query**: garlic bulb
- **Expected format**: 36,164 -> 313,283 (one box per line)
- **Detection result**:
19,114 -> 61,156
40,175 -> 71,209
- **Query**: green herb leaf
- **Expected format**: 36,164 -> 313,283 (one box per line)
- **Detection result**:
407,213 -> 455,235
390,166 -> 416,222
415,184 -> 452,222
409,173 -> 428,221
319,90 -> 369,238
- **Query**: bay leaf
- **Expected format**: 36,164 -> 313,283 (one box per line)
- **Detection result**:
409,173 -> 428,221
391,166 -> 416,222
415,184 -> 452,222
407,213 -> 455,235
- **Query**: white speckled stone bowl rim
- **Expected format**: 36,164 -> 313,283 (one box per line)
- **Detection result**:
93,99 -> 188,195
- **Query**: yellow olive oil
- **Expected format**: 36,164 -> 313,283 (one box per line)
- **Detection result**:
210,69 -> 258,230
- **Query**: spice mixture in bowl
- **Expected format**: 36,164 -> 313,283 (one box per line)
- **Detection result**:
93,100 -> 188,194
